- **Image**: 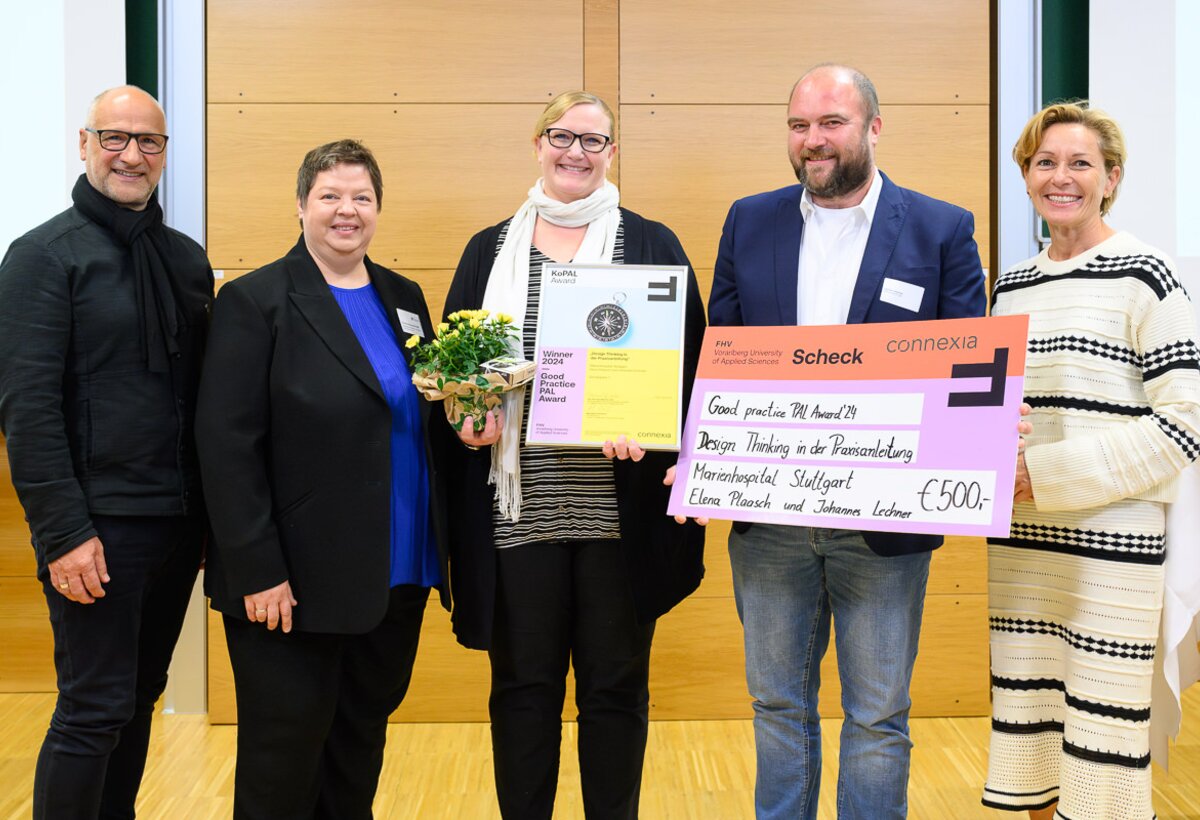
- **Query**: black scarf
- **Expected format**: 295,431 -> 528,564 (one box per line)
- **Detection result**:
71,174 -> 181,373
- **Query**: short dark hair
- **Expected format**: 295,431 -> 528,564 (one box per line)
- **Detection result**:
296,139 -> 384,209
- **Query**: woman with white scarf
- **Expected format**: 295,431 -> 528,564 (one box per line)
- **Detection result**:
442,91 -> 706,819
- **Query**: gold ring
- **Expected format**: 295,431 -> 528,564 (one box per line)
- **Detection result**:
59,582 -> 69,589
255,609 -> 267,615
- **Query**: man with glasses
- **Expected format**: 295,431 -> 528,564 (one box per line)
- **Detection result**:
0,85 -> 212,819
708,64 -> 985,819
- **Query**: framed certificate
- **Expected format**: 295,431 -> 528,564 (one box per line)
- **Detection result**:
525,263 -> 688,449
667,315 -> 1029,537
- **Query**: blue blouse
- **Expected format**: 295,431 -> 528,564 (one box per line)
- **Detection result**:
330,283 -> 441,589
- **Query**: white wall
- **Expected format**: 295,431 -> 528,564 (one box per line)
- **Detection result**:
0,1 -> 125,258
159,0 -> 206,246
1179,3 -> 1200,261
996,0 -> 1042,273
1091,0 -> 1199,297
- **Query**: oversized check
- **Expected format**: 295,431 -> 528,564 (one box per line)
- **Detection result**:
667,315 -> 1029,537
526,263 -> 687,449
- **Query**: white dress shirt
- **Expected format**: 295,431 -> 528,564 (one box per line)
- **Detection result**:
797,170 -> 883,326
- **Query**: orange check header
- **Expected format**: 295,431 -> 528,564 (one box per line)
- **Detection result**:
697,315 -> 1029,381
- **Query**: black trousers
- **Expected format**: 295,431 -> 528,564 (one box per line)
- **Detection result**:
223,583 -> 429,820
489,540 -> 656,820
33,514 -> 204,820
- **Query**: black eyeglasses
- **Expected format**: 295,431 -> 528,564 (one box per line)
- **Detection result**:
85,128 -> 169,155
542,128 -> 612,153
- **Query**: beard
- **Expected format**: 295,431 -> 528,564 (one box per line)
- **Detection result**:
790,129 -> 874,200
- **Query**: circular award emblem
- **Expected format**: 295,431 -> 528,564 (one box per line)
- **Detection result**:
586,295 -> 630,342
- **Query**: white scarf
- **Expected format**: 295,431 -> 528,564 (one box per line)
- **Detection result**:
482,178 -> 621,521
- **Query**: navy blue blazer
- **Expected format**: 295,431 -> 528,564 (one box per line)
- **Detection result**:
708,173 -> 986,556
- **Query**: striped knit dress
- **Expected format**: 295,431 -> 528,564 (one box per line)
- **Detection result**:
490,219 -> 624,548
984,232 -> 1200,819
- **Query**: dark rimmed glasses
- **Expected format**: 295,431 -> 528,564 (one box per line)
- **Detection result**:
85,128 -> 169,155
542,128 -> 612,153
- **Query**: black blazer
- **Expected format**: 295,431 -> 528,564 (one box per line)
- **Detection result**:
443,208 -> 707,650
196,238 -> 450,634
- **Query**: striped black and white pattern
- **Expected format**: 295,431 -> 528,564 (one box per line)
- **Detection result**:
1026,334 -> 1142,369
992,520 -> 1165,565
984,232 -> 1200,819
992,250 -> 1184,303
1142,338 -> 1200,381
490,220 -> 626,549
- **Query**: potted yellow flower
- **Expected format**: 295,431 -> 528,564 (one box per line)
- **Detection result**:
407,310 -> 532,431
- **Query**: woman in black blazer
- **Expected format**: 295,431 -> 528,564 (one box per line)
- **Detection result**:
196,140 -> 448,819
443,92 -> 706,820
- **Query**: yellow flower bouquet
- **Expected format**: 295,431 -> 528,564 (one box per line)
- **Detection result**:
407,309 -> 531,432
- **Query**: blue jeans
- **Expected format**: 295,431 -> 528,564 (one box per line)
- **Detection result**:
728,524 -> 931,820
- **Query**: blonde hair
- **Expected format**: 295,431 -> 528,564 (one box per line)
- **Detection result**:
1012,101 -> 1126,216
533,91 -> 616,143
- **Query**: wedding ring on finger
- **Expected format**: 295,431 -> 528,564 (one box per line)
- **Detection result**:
255,609 -> 267,615
59,582 -> 70,589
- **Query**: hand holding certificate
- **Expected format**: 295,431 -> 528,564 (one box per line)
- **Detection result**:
667,316 -> 1029,537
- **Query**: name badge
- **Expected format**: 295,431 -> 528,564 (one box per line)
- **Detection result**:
396,308 -> 424,337
879,278 -> 924,313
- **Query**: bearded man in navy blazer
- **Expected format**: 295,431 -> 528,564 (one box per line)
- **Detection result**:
708,64 -> 986,819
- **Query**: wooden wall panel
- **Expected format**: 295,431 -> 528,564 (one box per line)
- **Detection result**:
0,439 -> 54,693
205,610 -> 235,723
695,521 -> 732,596
694,527 -> 984,600
672,528 -> 987,719
209,598 -> 504,724
933,535 -> 987,594
211,603 -> 494,724
203,0 -> 992,723
392,603 -> 493,722
208,556 -> 987,723
619,104 -> 990,275
207,104 -> 547,273
0,579 -> 55,692
216,270 -> 456,327
647,591 -> 989,720
620,0 -> 988,104
584,0 -> 621,183
0,444 -> 34,577
584,0 -> 620,110
207,0 -> 583,103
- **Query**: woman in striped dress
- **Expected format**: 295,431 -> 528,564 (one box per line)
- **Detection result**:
985,103 -> 1200,819
441,91 -> 706,819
